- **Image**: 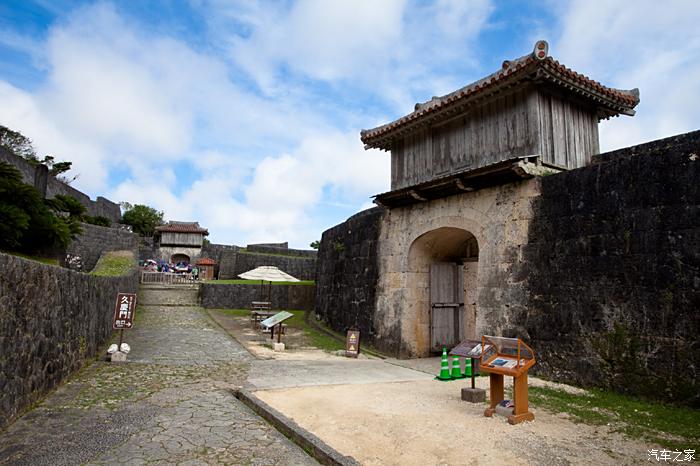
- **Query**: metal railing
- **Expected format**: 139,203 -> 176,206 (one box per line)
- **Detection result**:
140,271 -> 193,285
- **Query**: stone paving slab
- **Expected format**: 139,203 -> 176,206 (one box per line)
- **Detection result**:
247,358 -> 433,390
0,300 -> 317,465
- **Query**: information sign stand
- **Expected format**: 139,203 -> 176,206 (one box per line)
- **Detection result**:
449,339 -> 486,402
479,335 -> 536,424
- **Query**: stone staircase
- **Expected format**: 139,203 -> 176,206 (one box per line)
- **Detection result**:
138,283 -> 200,306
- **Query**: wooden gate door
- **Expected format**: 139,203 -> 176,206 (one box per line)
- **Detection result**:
430,263 -> 464,352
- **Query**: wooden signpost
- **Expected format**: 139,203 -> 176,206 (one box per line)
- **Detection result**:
346,329 -> 360,358
112,292 -> 137,350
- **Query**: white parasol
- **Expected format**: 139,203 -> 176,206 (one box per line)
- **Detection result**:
238,266 -> 300,282
238,266 -> 300,302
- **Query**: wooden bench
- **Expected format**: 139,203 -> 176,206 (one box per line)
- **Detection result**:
251,301 -> 272,311
250,301 -> 273,328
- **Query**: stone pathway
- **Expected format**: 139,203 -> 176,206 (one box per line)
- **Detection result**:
0,292 -> 317,465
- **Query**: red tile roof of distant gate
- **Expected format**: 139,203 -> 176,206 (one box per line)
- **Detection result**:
155,221 -> 209,234
196,258 -> 216,265
360,40 -> 640,151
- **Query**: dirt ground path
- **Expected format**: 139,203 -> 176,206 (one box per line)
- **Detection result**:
255,377 -> 655,466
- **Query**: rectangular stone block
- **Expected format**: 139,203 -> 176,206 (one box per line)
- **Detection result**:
461,387 -> 486,403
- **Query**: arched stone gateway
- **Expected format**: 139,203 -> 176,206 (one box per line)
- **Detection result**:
372,184 -> 536,358
407,227 -> 479,354
171,253 -> 190,264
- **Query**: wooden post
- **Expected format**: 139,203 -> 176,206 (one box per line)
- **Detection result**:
508,373 -> 535,424
484,373 -> 504,417
470,357 -> 476,389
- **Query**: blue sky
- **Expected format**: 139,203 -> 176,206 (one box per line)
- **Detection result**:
1,1 -> 698,248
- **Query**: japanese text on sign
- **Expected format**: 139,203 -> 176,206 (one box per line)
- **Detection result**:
112,293 -> 137,330
346,330 -> 360,357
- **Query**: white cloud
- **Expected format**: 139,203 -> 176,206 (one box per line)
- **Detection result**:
208,0 -> 494,110
11,0 -> 696,250
552,0 -> 700,151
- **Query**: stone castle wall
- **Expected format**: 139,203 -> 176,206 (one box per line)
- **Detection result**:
0,253 -> 139,430
522,130 -> 700,406
0,147 -> 121,223
218,250 -> 316,281
247,244 -> 317,258
65,223 -> 139,272
315,208 -> 383,343
315,130 -> 699,405
200,283 -> 316,311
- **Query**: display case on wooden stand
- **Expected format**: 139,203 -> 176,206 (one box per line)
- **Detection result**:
479,335 -> 536,425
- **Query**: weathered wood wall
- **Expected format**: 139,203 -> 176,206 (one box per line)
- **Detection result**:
536,89 -> 599,169
390,86 -> 600,190
160,232 -> 204,246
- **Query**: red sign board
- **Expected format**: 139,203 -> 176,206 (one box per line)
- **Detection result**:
346,330 -> 360,358
112,293 -> 137,330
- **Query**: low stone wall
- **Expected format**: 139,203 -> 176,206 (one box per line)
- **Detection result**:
315,208 -> 384,346
0,253 -> 139,430
200,283 -> 315,311
65,223 -> 139,272
247,244 -> 317,258
523,130 -> 700,406
218,250 -> 317,281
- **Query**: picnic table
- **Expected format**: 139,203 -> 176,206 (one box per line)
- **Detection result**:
250,301 -> 273,329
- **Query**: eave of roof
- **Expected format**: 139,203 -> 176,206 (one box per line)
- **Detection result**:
155,222 -> 209,234
373,156 -> 561,209
361,40 -> 640,151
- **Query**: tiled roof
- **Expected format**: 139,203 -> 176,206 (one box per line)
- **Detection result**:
155,221 -> 209,234
361,40 -> 640,151
196,257 -> 216,265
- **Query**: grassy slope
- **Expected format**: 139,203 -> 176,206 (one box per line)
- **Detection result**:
2,250 -> 59,266
529,386 -> 699,451
90,251 -> 135,276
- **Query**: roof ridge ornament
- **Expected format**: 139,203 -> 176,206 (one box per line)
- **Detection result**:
533,40 -> 548,60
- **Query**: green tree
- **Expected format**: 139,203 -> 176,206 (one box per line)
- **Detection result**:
120,203 -> 164,237
0,125 -> 37,161
1,127 -> 77,183
85,215 -> 111,227
45,194 -> 85,238
0,162 -> 73,253
310,240 -> 320,249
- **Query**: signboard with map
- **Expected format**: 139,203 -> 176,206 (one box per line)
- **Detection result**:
260,311 -> 293,329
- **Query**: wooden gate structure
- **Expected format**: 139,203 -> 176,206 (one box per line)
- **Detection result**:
430,262 -> 464,352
